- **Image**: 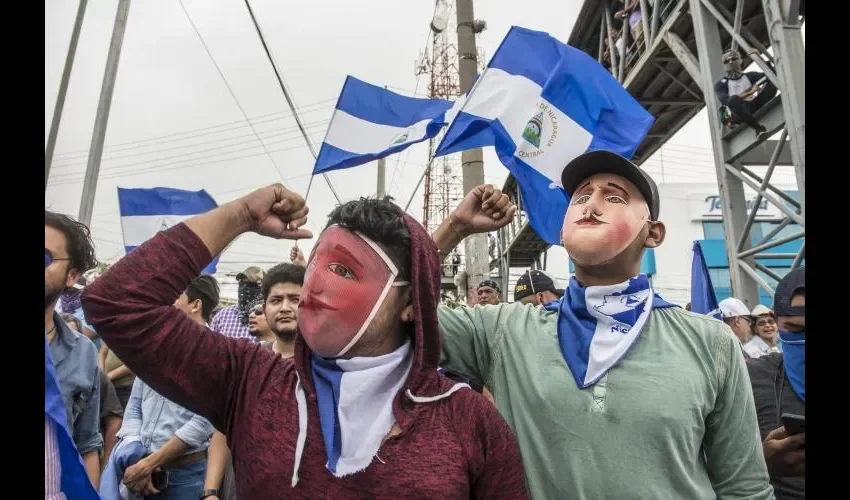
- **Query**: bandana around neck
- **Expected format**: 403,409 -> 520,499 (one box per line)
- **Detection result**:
60,290 -> 82,314
311,340 -> 413,477
778,331 -> 805,402
545,274 -> 677,388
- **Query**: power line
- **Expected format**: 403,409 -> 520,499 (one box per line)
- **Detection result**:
51,107 -> 334,167
178,0 -> 292,184
241,1 -> 317,159
48,145 -> 318,186
52,97 -> 335,160
50,119 -> 329,175
241,0 -> 341,203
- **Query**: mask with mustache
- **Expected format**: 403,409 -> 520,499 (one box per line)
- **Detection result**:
561,176 -> 650,266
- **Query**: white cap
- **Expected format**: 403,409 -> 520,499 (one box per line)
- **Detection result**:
718,297 -> 751,318
751,304 -> 774,317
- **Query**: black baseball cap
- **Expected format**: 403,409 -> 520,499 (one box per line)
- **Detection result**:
560,150 -> 660,220
773,266 -> 805,317
514,269 -> 563,301
478,280 -> 501,294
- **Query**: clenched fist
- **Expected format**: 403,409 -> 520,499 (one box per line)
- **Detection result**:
237,184 -> 313,240
451,184 -> 516,236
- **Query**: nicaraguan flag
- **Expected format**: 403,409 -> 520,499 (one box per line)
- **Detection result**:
313,76 -> 461,175
690,241 -> 722,318
118,187 -> 219,274
435,26 -> 655,245
45,337 -> 100,500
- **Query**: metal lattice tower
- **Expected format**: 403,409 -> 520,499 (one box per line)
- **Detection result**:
417,5 -> 463,235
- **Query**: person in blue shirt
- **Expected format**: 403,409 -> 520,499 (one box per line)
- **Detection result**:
113,275 -> 218,499
46,210 -> 103,488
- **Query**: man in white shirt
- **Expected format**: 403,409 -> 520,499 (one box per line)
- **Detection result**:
719,297 -> 767,358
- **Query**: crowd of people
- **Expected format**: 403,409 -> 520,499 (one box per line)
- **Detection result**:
46,149 -> 804,499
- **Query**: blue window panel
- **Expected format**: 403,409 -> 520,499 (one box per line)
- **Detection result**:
702,222 -> 725,240
568,249 -> 657,276
700,240 -> 729,267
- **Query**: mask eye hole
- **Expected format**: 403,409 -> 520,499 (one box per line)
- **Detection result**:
328,263 -> 356,280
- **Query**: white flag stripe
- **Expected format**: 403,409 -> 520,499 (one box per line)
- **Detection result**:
514,97 -> 594,186
459,68 -> 544,135
460,68 -> 594,186
324,110 -> 433,155
120,214 -> 193,247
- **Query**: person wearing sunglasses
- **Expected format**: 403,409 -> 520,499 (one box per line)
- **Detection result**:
45,210 -> 103,491
714,48 -> 777,139
246,301 -> 274,345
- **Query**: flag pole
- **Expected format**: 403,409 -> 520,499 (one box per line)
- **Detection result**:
404,154 -> 435,212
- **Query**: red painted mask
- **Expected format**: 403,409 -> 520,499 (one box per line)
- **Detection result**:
298,225 -> 409,358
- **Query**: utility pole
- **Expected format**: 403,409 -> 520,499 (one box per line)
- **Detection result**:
456,0 -> 487,304
45,0 -> 88,191
376,158 -> 386,198
78,0 -> 131,226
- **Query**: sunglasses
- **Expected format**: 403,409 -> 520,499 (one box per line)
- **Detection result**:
249,306 -> 264,316
723,57 -> 739,64
45,249 -> 71,268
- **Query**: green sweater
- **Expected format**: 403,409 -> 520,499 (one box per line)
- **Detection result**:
439,302 -> 774,499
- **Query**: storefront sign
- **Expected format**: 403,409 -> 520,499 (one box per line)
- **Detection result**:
690,193 -> 786,221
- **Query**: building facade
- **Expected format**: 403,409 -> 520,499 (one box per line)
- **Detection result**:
648,183 -> 802,306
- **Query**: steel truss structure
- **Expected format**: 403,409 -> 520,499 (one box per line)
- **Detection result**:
417,7 -> 463,237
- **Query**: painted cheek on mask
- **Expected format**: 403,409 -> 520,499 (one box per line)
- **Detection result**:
298,226 -> 396,358
562,199 -> 648,265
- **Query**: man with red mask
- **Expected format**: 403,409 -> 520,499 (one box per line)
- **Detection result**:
82,184 -> 527,499
434,150 -> 773,499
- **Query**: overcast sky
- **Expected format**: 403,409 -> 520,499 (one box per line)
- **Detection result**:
45,0 -> 801,297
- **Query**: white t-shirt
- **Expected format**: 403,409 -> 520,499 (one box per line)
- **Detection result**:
726,75 -> 756,101
743,335 -> 778,358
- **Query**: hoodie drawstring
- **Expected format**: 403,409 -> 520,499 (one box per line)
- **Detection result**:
292,373 -> 309,488
405,382 -> 470,403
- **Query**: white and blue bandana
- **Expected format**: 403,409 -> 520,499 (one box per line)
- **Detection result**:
546,274 -> 677,388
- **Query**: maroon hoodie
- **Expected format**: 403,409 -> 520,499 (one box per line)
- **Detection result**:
83,213 -> 528,499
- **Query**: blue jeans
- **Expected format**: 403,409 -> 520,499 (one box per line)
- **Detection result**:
145,460 -> 206,500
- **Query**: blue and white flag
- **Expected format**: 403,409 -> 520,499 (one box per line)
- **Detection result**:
313,76 -> 460,175
690,241 -> 722,318
545,275 -> 677,388
435,26 -> 655,245
118,187 -> 219,274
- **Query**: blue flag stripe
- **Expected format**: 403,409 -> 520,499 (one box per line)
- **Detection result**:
488,26 -> 562,88
336,75 -> 453,128
117,187 -> 217,216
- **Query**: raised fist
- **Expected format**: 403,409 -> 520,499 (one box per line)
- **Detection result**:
238,184 -> 312,240
451,184 -> 516,236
